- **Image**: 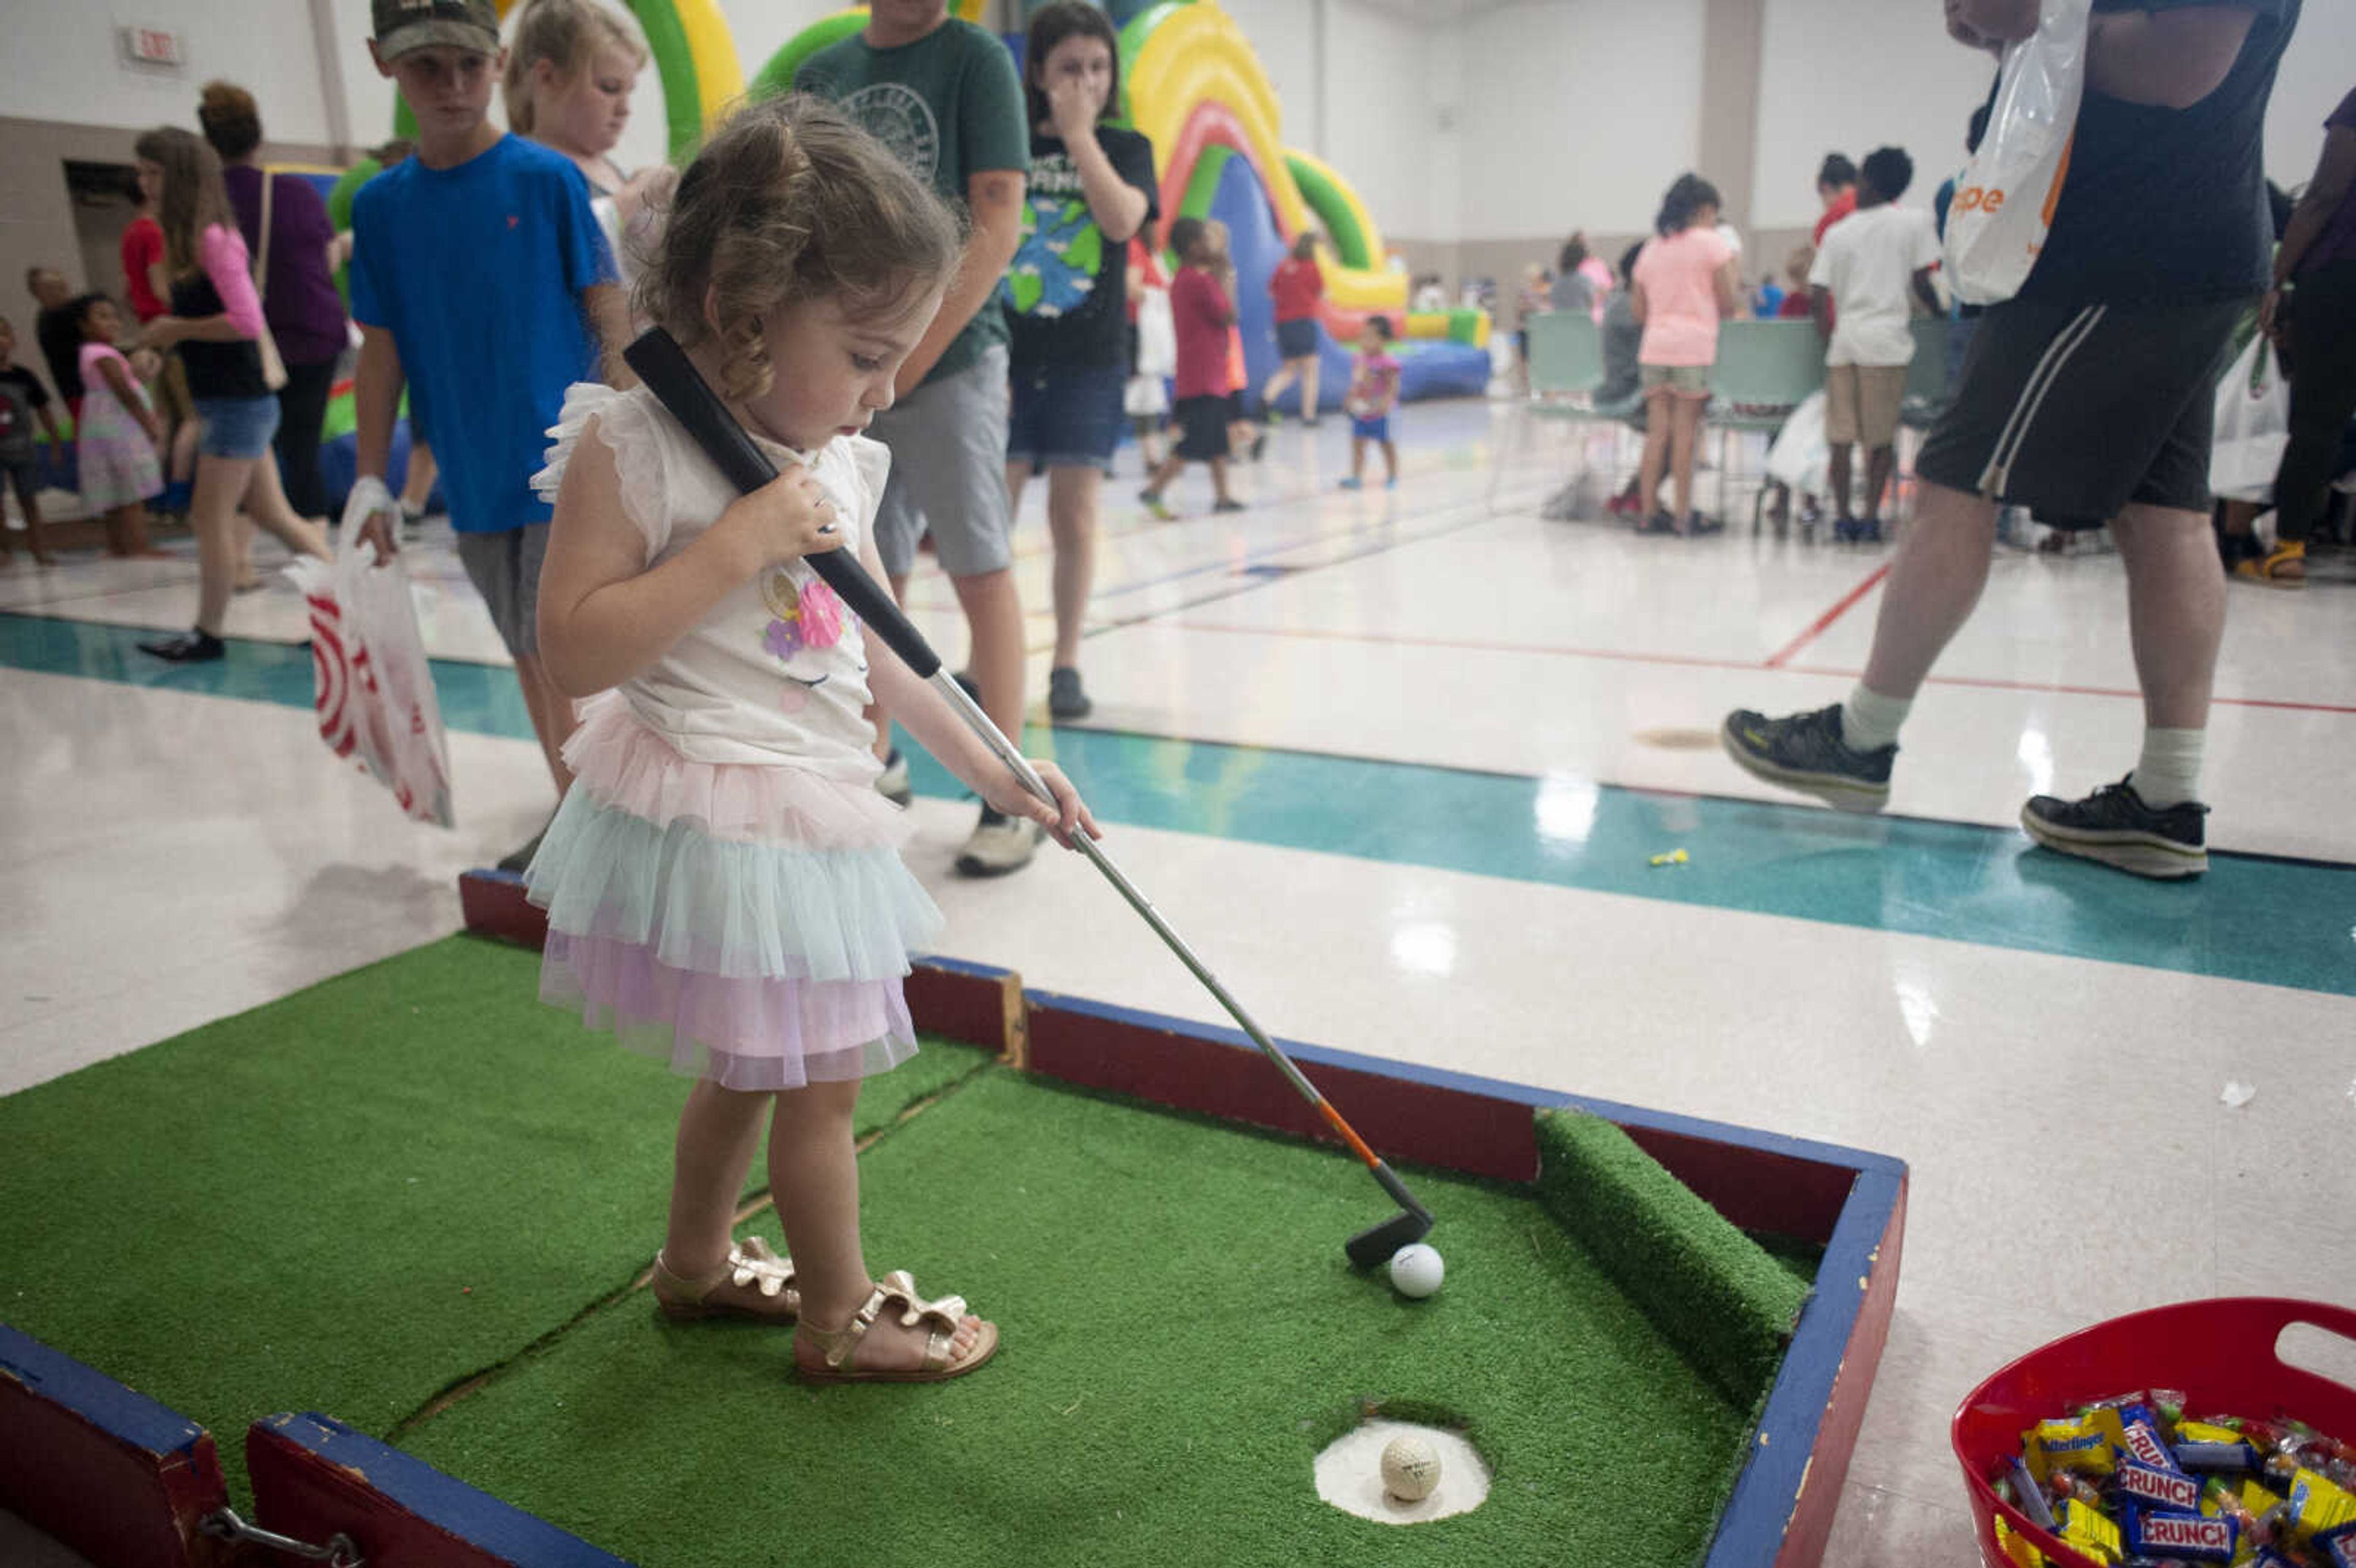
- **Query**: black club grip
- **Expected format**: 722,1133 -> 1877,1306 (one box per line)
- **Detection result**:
622,328 -> 943,680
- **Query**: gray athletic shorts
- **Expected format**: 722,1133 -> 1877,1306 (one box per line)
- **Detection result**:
456,523 -> 549,658
869,343 -> 1014,580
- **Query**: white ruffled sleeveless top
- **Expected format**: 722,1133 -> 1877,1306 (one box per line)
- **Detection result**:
533,382 -> 894,779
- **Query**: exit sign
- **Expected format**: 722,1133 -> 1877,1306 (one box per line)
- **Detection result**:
118,25 -> 184,67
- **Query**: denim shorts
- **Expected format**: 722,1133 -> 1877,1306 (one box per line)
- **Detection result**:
194,395 -> 282,459
1006,363 -> 1128,474
1351,413 -> 1392,442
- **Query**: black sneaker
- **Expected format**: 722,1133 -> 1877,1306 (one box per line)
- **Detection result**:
138,629 -> 225,663
1213,498 -> 1245,513
1047,666 -> 1092,721
1720,704 -> 1895,813
2020,778 -> 2208,879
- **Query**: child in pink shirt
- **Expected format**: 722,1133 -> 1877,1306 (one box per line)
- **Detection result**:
1338,315 -> 1401,490
1630,173 -> 1738,536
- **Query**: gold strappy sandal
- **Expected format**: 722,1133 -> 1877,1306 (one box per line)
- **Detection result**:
650,1237 -> 799,1323
797,1269 -> 998,1385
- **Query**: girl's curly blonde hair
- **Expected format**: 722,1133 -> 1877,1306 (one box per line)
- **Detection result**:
637,95 -> 966,402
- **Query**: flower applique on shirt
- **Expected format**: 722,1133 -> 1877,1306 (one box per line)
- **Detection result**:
760,570 -> 856,714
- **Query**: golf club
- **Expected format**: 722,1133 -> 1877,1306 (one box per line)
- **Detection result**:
622,327 -> 1433,1269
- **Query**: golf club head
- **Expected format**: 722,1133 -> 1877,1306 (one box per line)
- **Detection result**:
1345,1208 -> 1433,1270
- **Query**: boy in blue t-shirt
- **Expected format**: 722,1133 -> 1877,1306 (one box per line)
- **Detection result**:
350,0 -> 623,870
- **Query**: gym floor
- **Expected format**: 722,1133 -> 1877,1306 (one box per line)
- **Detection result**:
2,398 -> 2351,1565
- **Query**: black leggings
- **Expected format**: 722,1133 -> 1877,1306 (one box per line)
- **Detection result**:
274,358 -> 337,520
2275,260 -> 2356,545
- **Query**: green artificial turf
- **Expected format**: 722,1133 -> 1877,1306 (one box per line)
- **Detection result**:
1533,1111 -> 1813,1405
0,934 -> 993,1502
398,1072 -> 1761,1567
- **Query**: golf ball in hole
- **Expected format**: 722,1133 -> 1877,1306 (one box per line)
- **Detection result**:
1380,1434 -> 1442,1501
1388,1243 -> 1444,1298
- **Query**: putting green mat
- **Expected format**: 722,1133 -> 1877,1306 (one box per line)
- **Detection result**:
398,1070 -> 1759,1566
0,934 -> 994,1501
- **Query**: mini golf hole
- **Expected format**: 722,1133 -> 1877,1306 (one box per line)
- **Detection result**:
1314,1418 -> 1491,1524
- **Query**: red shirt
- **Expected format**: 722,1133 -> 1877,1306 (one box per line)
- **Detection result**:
121,215 -> 167,323
1776,291 -> 1813,320
1171,265 -> 1233,399
1269,256 -> 1324,322
1812,188 -> 1857,247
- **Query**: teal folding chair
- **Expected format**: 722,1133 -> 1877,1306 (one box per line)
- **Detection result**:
1901,317 -> 1955,428
1705,321 -> 1827,525
1486,311 -> 1618,514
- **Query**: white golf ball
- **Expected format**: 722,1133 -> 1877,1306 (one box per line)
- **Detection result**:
1388,1242 -> 1444,1298
1380,1434 -> 1442,1501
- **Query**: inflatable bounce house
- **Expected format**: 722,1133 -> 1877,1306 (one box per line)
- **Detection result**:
309,0 -> 1487,501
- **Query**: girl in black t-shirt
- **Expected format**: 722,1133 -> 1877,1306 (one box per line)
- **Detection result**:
999,2 -> 1159,721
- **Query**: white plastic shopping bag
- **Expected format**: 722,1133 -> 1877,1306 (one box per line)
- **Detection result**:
1766,388 -> 1831,495
2209,334 -> 2289,503
288,538 -> 456,828
1943,0 -> 2092,306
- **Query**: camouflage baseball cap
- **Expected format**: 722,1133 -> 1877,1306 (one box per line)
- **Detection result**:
371,0 -> 499,60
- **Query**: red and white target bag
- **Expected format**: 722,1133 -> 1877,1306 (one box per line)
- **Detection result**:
288,543 -> 455,828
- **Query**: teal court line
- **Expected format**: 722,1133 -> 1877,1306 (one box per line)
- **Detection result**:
6,610 -> 2352,999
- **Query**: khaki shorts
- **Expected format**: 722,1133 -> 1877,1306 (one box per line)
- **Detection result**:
1825,363 -> 1908,449
1641,363 -> 1712,398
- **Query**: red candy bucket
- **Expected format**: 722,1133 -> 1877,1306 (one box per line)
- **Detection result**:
1952,1298 -> 2356,1568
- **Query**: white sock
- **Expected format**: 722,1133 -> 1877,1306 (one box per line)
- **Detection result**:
2128,727 -> 2205,809
1839,685 -> 1912,751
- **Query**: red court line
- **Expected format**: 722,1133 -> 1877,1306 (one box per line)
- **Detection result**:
1764,564 -> 1890,668
1151,618 -> 2356,715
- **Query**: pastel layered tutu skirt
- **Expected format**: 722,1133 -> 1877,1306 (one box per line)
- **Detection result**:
525,695 -> 944,1090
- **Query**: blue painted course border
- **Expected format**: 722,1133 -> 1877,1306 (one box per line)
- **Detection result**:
0,1321 -> 227,1568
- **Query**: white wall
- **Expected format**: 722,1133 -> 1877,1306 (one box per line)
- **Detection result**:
1,1 -> 338,146
1752,0 -> 1995,232
1455,0 -> 1706,242
1323,0 -> 1449,242
1221,0 -> 1322,153
2266,1 -> 2356,192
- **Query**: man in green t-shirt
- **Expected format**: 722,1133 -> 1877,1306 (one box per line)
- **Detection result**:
798,1 -> 1038,877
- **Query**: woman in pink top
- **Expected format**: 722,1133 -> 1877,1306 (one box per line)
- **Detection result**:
1631,173 -> 1739,536
136,126 -> 328,663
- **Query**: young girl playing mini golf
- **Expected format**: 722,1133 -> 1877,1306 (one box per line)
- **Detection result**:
528,96 -> 1096,1384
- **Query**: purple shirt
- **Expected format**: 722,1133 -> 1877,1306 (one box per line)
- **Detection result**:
2304,86 -> 2356,274
223,164 -> 348,366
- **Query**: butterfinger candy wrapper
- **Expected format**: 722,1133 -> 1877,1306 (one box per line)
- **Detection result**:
2031,1410 -> 2128,1480
2118,1457 -> 2205,1513
2122,1506 -> 2238,1563
2062,1498 -> 2124,1564
2290,1469 -> 2356,1544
